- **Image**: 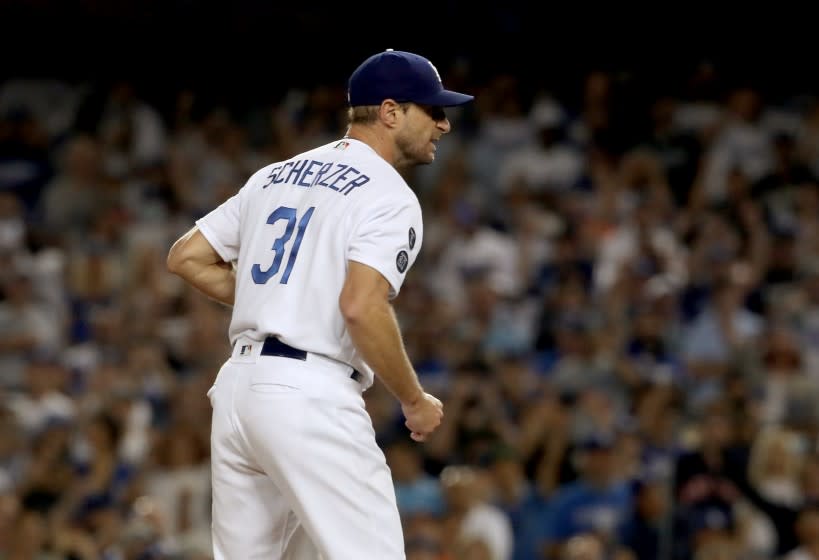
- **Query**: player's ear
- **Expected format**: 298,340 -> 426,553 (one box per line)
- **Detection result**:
379,99 -> 404,127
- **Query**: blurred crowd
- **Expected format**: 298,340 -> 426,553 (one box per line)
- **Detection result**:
1,58 -> 819,560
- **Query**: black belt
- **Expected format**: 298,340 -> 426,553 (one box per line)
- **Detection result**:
260,336 -> 362,383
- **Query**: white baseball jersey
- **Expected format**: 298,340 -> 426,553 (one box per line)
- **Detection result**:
196,138 -> 423,388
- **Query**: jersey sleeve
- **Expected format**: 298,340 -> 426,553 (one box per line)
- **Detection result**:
347,196 -> 423,299
195,166 -> 279,262
195,191 -> 243,262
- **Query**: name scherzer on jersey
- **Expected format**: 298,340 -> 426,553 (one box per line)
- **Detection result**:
195,138 -> 422,389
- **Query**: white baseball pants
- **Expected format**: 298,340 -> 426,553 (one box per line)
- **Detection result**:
208,339 -> 405,559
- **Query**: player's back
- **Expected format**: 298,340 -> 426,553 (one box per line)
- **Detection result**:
208,138 -> 422,375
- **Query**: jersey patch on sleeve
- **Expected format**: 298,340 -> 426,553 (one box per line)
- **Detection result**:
396,250 -> 409,273
408,227 -> 416,250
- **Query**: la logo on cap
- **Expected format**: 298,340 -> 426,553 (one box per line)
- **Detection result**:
385,48 -> 439,82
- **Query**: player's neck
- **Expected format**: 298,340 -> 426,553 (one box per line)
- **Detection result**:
345,126 -> 397,168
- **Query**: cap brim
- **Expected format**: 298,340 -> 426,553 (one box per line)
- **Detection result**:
415,89 -> 474,107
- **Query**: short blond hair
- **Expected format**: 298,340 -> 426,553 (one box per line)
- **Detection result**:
347,102 -> 411,124
348,105 -> 379,124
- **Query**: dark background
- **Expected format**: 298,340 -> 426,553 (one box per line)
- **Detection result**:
2,0 -> 814,105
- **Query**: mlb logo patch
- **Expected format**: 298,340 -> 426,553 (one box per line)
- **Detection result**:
334,140 -> 350,150
240,344 -> 253,356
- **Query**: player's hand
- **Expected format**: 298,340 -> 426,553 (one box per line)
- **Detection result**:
402,392 -> 443,442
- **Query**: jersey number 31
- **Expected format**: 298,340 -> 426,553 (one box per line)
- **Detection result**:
251,206 -> 315,285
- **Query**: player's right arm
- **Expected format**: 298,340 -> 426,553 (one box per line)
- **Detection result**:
167,226 -> 236,306
339,261 -> 442,442
167,181 -> 247,306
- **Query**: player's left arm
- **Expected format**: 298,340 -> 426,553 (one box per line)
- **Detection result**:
167,226 -> 235,306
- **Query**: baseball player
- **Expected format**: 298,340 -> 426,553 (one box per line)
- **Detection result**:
166,50 -> 474,559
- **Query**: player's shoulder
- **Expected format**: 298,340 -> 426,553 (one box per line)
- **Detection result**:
236,144 -> 326,191
355,168 -> 419,213
340,142 -> 418,204
244,160 -> 285,186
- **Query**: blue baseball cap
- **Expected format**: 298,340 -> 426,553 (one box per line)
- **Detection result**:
348,49 -> 474,108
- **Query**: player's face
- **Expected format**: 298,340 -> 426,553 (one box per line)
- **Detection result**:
395,103 -> 451,166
